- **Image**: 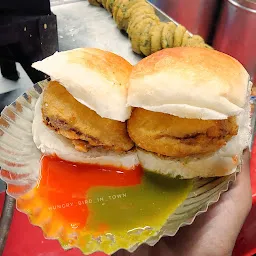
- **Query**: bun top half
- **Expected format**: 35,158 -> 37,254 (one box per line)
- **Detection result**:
32,48 -> 133,122
127,47 -> 250,120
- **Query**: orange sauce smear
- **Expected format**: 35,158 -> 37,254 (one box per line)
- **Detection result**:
36,155 -> 142,231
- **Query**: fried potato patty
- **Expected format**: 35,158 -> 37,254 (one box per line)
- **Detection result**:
128,108 -> 238,158
42,81 -> 134,153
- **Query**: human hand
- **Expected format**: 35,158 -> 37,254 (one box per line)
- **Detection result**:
113,150 -> 252,256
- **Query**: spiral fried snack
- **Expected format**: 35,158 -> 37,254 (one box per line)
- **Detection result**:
88,0 -> 101,6
88,0 -> 213,55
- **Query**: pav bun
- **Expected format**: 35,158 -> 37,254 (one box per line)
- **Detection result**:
33,48 -> 133,122
127,47 -> 250,120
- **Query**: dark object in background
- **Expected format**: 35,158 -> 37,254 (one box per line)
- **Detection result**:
0,59 -> 19,81
0,0 -> 58,84
213,0 -> 256,85
0,0 -> 50,16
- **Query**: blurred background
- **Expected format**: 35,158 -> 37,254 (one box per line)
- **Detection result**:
0,0 -> 256,255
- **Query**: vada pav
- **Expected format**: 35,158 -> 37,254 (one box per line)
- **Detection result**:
32,48 -> 138,168
127,47 -> 251,178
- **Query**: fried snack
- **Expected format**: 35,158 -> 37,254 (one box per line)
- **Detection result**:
173,25 -> 186,47
129,13 -> 159,54
122,0 -> 147,30
182,35 -> 212,49
129,3 -> 155,18
106,0 -> 115,12
128,4 -> 155,25
161,22 -> 170,49
115,0 -> 130,29
166,22 -> 176,48
114,0 -> 129,26
42,81 -> 134,153
117,0 -> 153,30
128,108 -> 238,158
151,22 -> 165,53
130,18 -> 154,54
185,35 -> 205,47
88,0 -> 101,6
140,20 -> 158,56
101,0 -> 108,8
88,0 -> 210,56
181,32 -> 190,46
112,0 -> 122,22
127,4 -> 155,34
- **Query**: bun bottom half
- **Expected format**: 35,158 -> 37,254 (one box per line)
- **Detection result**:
137,148 -> 239,179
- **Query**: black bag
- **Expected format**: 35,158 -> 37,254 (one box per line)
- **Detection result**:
0,0 -> 58,83
0,0 -> 51,16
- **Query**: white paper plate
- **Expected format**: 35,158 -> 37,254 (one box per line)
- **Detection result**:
0,80 -> 238,255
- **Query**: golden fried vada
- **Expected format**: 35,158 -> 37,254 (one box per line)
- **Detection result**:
43,81 -> 133,153
128,108 -> 238,158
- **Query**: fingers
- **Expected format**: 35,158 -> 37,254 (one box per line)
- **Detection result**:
229,148 -> 252,214
242,148 -> 250,172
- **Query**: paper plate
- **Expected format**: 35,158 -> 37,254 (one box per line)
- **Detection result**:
0,80 -> 238,255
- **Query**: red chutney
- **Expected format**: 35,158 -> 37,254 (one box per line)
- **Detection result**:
36,155 -> 142,230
